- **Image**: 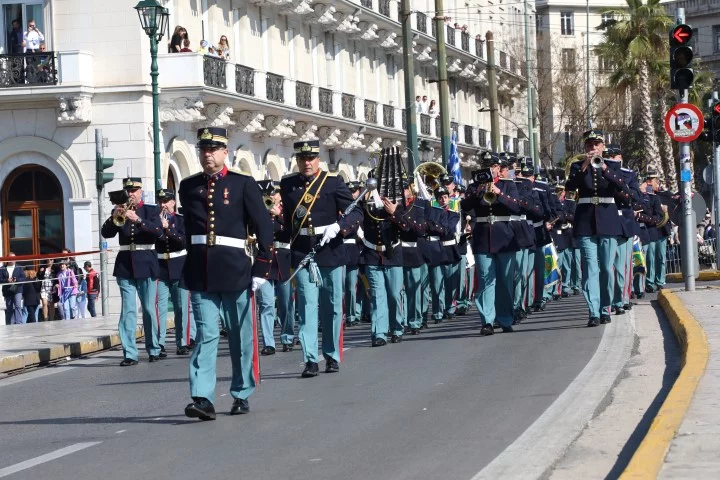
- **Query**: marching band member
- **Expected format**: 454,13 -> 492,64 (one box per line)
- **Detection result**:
181,127 -> 274,420
155,188 -> 193,355
101,177 -> 163,366
565,130 -> 630,327
461,152 -> 521,335
647,173 -> 671,292
343,181 -> 364,328
455,184 -> 473,316
529,172 -> 555,311
550,181 -> 568,300
280,140 -> 363,378
560,187 -> 578,298
400,178 -> 428,334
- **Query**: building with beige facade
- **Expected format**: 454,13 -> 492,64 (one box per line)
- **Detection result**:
0,0 -> 534,311
664,0 -> 720,79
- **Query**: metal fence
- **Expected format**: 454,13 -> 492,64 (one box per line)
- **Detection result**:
666,236 -> 717,274
0,52 -> 58,87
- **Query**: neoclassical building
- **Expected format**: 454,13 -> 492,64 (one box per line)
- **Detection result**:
0,0 -> 534,310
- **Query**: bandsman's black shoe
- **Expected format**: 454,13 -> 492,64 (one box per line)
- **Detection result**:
149,355 -> 160,362
220,328 -> 228,337
480,324 -> 494,336
420,321 -> 428,329
372,338 -> 387,347
572,288 -> 580,295
456,308 -> 468,316
587,317 -> 600,327
445,313 -> 455,320
410,328 -> 420,335
185,398 -> 216,421
261,346 -> 276,356
119,358 -> 138,367
160,345 -> 166,353
158,351 -> 167,358
391,335 -> 402,344
177,346 -> 190,355
325,359 -> 339,373
613,307 -> 625,315
561,291 -> 570,298
502,326 -> 514,333
360,315 -> 371,324
492,321 -> 500,329
434,319 -> 442,324
301,362 -> 319,378
230,398 -> 250,415
623,304 -> 633,311
645,286 -> 655,293
282,343 -> 293,352
552,294 -> 560,301
635,292 -> 645,299
600,314 -> 612,324
188,339 -> 196,350
345,320 -> 352,328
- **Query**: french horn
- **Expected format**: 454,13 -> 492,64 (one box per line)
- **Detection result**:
414,161 -> 447,191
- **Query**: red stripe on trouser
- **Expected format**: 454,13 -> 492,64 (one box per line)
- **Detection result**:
186,290 -> 191,345
251,293 -> 260,384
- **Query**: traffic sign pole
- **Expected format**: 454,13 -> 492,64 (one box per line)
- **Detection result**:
95,129 -> 110,316
713,92 -> 720,270
675,8 -> 695,291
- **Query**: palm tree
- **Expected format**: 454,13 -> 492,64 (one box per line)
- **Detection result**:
596,0 -> 674,183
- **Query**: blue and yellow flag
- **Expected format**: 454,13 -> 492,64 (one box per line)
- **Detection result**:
632,237 -> 646,276
543,243 -> 561,287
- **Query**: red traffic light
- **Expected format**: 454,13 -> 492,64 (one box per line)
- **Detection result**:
670,24 -> 693,46
713,102 -> 720,115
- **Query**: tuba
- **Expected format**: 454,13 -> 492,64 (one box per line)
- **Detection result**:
413,161 -> 447,191
263,196 -> 275,210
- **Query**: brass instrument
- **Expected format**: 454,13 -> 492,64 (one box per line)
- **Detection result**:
482,183 -> 497,205
565,154 -> 585,178
565,190 -> 577,201
657,210 -> 670,228
413,161 -> 447,191
263,196 -> 275,211
109,190 -> 135,227
590,155 -> 604,169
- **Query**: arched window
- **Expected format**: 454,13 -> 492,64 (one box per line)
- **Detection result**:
167,167 -> 177,192
2,166 -> 64,257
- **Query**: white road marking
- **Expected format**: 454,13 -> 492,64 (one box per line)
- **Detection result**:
0,354 -> 120,388
152,417 -> 163,421
0,442 -> 102,478
220,394 -> 228,397
115,430 -> 126,434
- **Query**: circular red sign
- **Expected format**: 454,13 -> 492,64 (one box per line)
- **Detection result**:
664,103 -> 703,143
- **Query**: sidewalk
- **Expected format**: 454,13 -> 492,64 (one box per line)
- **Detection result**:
658,287 -> 720,478
0,315 -> 175,374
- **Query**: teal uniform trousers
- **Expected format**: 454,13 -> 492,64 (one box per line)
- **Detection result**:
570,248 -> 581,290
613,237 -> 631,309
456,256 -> 472,311
560,248 -> 573,295
645,240 -> 658,291
256,280 -> 277,349
578,236 -> 618,318
445,261 -> 460,316
189,290 -> 257,404
513,249 -> 529,311
296,266 -> 343,363
532,246 -> 550,305
276,279 -> 295,346
475,252 -> 516,328
651,239 -> 667,289
117,277 -> 160,360
404,264 -> 426,329
344,265 -> 360,322
157,278 -> 193,348
367,265 -> 404,340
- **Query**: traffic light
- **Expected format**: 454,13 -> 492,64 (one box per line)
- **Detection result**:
96,154 -> 114,190
669,24 -> 694,90
699,117 -> 712,142
713,102 -> 720,143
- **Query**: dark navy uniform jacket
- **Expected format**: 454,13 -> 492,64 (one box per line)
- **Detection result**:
562,199 -> 577,249
399,198 -> 427,269
655,190 -> 673,239
532,183 -> 553,247
617,168 -> 641,239
512,179 -> 541,250
458,210 -> 472,255
461,178 -> 521,254
439,207 -> 461,265
419,203 -> 448,266
280,171 -> 363,268
550,196 -> 568,251
565,162 -> 630,237
155,212 -> 187,284
360,202 -> 408,267
179,166 -> 274,292
270,213 -> 292,282
101,202 -> 163,279
635,192 -> 660,244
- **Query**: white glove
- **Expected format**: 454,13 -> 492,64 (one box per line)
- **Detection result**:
320,222 -> 341,246
251,277 -> 267,292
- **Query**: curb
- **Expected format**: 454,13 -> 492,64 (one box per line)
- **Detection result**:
0,317 -> 175,374
666,270 -> 720,283
619,290 -> 709,479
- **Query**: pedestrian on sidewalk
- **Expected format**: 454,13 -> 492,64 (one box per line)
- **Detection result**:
76,272 -> 87,319
23,268 -> 41,323
1,253 -> 26,325
56,262 -> 78,320
38,263 -> 56,321
84,261 -> 99,317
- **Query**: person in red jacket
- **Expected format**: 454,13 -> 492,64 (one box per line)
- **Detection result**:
83,261 -> 99,317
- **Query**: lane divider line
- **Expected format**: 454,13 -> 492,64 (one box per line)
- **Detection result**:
619,289 -> 710,479
0,442 -> 102,478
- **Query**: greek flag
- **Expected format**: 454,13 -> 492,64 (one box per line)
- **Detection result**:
448,131 -> 463,185
543,243 -> 561,287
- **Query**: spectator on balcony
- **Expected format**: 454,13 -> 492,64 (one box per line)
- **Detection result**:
428,99 -> 438,116
215,35 -> 231,61
169,26 -> 188,53
415,95 -> 423,113
421,95 -> 429,112
8,19 -> 23,54
180,38 -> 192,52
198,39 -> 209,55
22,19 -> 44,53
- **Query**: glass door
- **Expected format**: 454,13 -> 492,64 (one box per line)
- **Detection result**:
0,1 -> 46,53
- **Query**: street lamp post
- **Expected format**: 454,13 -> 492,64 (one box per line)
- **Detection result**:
134,0 -> 169,194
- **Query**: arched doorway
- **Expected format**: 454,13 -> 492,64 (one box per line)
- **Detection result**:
2,166 -> 65,256
167,167 -> 178,192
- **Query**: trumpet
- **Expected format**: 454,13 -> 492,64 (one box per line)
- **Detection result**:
590,155 -> 604,169
109,190 -> 136,227
263,195 -> 275,211
482,183 -> 497,205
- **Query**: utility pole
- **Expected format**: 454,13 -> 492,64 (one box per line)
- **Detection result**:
486,31 -> 500,153
585,0 -> 591,128
434,0 -> 451,163
524,0 -> 536,168
713,91 -> 720,270
675,8 -> 695,291
401,0 -> 418,171
95,129 -> 111,316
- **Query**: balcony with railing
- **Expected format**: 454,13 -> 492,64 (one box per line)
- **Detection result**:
464,125 -> 474,145
446,25 -> 455,46
479,129 -> 488,147
461,32 -> 470,52
342,93 -> 355,119
296,81 -> 312,109
235,64 -> 254,96
416,12 -> 427,34
510,57 -> 517,74
266,73 -> 284,103
383,104 -> 394,128
361,0 -> 372,7
364,100 -> 377,124
499,51 -> 508,70
475,38 -> 484,58
420,114 -> 431,135
319,87 -> 333,114
435,117 -> 440,137
204,55 -> 227,89
379,0 -> 391,18
431,21 -> 437,38
0,52 -> 58,88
